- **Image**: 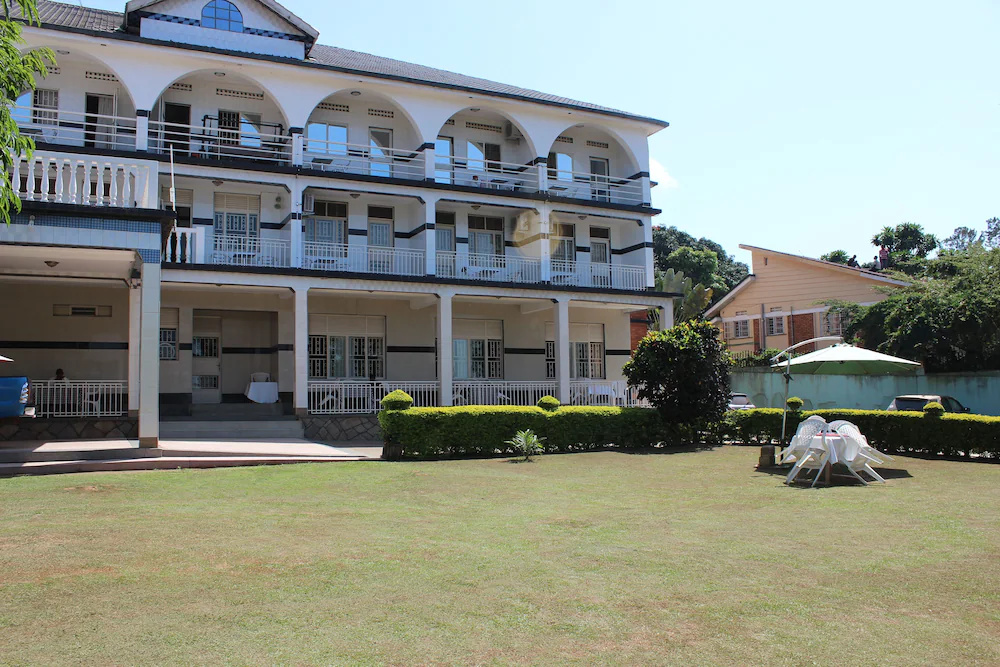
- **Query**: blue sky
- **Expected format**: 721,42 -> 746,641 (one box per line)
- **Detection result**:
83,0 -> 999,268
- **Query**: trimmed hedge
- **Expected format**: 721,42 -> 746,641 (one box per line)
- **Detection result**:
727,408 -> 1000,458
378,405 -> 695,459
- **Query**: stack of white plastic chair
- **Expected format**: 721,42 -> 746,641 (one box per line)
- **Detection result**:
780,415 -> 828,465
831,421 -> 889,484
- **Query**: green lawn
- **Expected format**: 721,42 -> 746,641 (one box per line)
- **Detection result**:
1,448 -> 999,666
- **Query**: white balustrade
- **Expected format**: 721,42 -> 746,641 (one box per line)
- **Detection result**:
452,381 -> 557,406
31,380 -> 128,418
303,139 -> 426,180
436,251 -> 542,284
163,226 -> 205,264
552,260 -> 646,290
546,169 -> 645,205
308,380 -> 439,414
569,380 -> 646,407
212,234 -> 291,268
435,155 -> 539,192
149,119 -> 291,164
10,152 -> 152,208
12,106 -> 137,150
303,241 -> 425,276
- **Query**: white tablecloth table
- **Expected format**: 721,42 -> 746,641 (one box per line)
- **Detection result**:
245,381 -> 279,404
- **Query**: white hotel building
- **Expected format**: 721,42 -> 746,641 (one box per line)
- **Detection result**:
2,0 -> 674,447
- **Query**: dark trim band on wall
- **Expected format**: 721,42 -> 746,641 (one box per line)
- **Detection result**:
348,228 -> 367,236
456,236 -> 469,244
221,346 -> 285,355
606,349 -> 633,356
136,109 -> 150,117
395,224 -> 427,239
529,156 -> 548,166
575,246 -> 591,253
504,348 -> 546,355
416,142 -> 436,152
612,241 -> 654,255
0,341 -> 128,350
179,343 -> 193,351
627,171 -> 650,180
193,217 -> 214,226
386,345 -> 436,354
506,233 -> 545,248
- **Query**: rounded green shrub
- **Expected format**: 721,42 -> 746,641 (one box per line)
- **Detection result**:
381,389 -> 414,411
537,395 -> 561,412
923,401 -> 945,417
786,396 -> 805,412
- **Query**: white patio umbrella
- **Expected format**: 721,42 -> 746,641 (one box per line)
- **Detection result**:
771,344 -> 922,375
0,355 -> 12,363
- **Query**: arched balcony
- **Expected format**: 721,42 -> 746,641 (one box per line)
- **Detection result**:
544,125 -> 645,206
12,47 -> 137,151
148,70 -> 291,164
433,108 -> 541,193
303,89 -> 425,181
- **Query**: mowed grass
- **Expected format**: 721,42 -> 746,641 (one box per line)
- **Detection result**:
1,448 -> 999,666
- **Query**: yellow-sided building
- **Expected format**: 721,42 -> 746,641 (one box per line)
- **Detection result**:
705,245 -> 907,354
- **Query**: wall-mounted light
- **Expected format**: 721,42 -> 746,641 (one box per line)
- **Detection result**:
350,90 -> 361,96
56,50 -> 70,55
274,195 -> 283,209
470,108 -> 480,112
471,205 -> 481,210
212,179 -> 224,186
578,215 -> 588,221
349,193 -> 361,199
214,72 -> 226,77
44,260 -> 59,268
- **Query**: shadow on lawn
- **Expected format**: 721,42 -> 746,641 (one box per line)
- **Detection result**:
755,463 -> 913,484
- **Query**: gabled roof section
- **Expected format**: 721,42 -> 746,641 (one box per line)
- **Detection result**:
123,0 -> 319,50
704,274 -> 755,320
14,0 -> 669,128
738,244 -> 910,286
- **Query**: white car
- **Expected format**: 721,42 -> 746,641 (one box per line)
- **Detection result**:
728,393 -> 755,411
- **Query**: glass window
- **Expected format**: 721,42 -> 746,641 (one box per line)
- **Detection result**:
159,328 -> 178,361
453,337 -> 502,379
12,90 -> 32,125
306,123 -> 347,154
547,152 -> 573,181
551,223 -> 575,263
309,334 -> 383,379
545,339 -> 605,379
469,215 -> 504,258
766,311 -> 785,336
733,320 -> 750,339
467,141 -> 501,172
31,89 -> 58,125
824,312 -> 844,336
202,0 -> 244,32
435,136 -> 453,183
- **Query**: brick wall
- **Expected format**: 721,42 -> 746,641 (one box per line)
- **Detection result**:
630,313 -> 649,351
790,313 -> 816,352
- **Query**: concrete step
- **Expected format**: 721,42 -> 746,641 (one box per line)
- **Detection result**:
0,455 -> 365,477
0,447 -> 162,463
159,420 -> 304,440
189,403 -> 285,420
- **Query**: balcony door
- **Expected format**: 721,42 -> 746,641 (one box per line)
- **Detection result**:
84,93 -> 115,149
590,227 -> 611,287
163,103 -> 190,155
367,206 -> 393,273
369,128 -> 393,178
589,157 -> 611,202
192,316 -> 222,404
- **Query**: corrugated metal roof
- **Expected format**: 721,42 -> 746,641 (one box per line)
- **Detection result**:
13,0 -> 667,126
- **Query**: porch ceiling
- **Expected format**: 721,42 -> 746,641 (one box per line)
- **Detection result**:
0,245 -> 137,280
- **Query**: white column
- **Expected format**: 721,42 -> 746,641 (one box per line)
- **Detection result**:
127,284 -> 141,416
659,299 -> 674,331
437,291 -> 454,406
537,156 -> 549,192
135,111 -> 149,151
423,140 -> 437,181
642,217 -> 654,288
291,129 -> 304,166
554,297 -> 571,404
641,175 -> 652,207
540,208 -> 552,283
293,287 -> 309,416
424,197 -> 437,276
290,178 -> 304,268
137,263 -> 161,447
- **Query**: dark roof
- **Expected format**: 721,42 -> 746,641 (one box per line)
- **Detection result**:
13,0 -> 668,127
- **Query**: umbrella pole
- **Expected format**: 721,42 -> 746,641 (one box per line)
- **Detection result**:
780,371 -> 790,444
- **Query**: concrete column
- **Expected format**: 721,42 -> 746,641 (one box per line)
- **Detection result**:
293,287 -> 309,416
137,263 -> 161,447
135,111 -> 149,151
659,299 -> 674,331
290,179 -> 304,268
540,209 -> 552,283
424,197 -> 437,276
642,217 -> 655,288
127,284 -> 141,416
423,141 -> 437,181
437,291 -> 454,406
277,299 -> 294,411
456,211 -> 469,274
290,128 -> 304,166
554,297 -> 571,404
537,157 -> 549,192
641,175 -> 652,207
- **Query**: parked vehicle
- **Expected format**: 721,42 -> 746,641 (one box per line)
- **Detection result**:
887,394 -> 970,413
0,355 -> 35,419
728,393 -> 756,411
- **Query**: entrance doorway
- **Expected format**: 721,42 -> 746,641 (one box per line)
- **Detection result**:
192,315 -> 222,404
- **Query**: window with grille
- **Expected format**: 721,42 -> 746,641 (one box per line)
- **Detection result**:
468,215 -> 504,259
545,323 -> 605,379
453,319 -> 503,380
219,110 -> 262,147
551,223 -> 576,263
202,0 -> 243,32
824,312 -> 846,336
193,375 -> 220,389
213,193 -> 260,239
308,316 -> 386,380
192,336 -> 219,358
159,328 -> 178,361
32,89 -> 58,125
766,310 -> 785,336
732,320 -> 750,339
306,201 -> 347,246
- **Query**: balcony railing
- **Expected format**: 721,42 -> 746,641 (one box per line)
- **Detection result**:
13,106 -> 137,151
452,381 -> 557,407
307,380 -> 439,414
11,151 -> 154,208
436,251 -> 542,283
303,241 -> 425,276
304,140 -> 425,180
149,120 -> 291,164
164,226 -> 205,264
435,156 -> 539,192
212,234 -> 291,268
546,170 -> 644,205
551,260 -> 646,290
569,381 -> 647,407
31,380 -> 128,418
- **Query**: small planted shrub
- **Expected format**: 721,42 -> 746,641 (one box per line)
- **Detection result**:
786,396 -> 804,412
381,389 -> 413,411
536,395 -> 561,412
923,401 -> 945,418
506,429 -> 545,461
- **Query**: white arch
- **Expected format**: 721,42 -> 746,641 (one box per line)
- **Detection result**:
22,45 -> 139,111
427,105 -> 539,159
303,88 -> 424,143
146,68 -> 292,127
543,122 -> 642,175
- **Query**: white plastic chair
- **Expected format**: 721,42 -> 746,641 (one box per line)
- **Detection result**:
250,372 -> 270,382
833,421 -> 893,464
785,434 -> 834,487
839,436 -> 887,484
781,416 -> 828,464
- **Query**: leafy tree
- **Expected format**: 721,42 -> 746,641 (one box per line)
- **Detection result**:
2,0 -> 53,226
623,320 -> 731,425
654,268 -> 713,324
820,250 -> 850,264
871,222 -> 938,259
984,217 -> 1000,249
664,246 -> 722,291
941,226 -> 981,252
652,226 -> 748,301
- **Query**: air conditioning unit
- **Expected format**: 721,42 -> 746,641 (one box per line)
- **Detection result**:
503,122 -> 523,143
302,192 -> 314,214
